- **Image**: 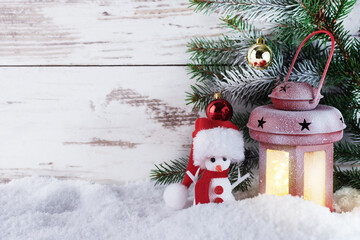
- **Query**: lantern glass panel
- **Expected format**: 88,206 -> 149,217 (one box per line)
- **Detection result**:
304,151 -> 326,206
266,149 -> 289,196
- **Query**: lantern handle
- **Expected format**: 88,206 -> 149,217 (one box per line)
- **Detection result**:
284,30 -> 335,102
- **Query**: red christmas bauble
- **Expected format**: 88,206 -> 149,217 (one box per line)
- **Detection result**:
206,99 -> 233,121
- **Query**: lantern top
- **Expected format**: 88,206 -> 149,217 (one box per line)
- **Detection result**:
268,82 -> 323,110
247,104 -> 346,136
269,30 -> 335,111
269,82 -> 316,101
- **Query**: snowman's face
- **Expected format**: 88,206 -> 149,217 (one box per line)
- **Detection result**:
205,156 -> 231,172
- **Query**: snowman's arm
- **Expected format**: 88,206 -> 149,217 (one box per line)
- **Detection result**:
231,169 -> 250,190
186,168 -> 200,184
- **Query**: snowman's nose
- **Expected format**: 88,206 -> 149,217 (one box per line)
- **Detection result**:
216,165 -> 222,172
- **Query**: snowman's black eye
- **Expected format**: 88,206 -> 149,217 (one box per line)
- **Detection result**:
223,157 -> 227,161
210,157 -> 216,163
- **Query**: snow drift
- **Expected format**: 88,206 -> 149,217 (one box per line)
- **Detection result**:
0,177 -> 359,240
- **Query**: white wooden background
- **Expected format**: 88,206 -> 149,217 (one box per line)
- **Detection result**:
0,0 -> 359,183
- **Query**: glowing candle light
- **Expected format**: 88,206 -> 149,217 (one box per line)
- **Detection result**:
266,150 -> 289,196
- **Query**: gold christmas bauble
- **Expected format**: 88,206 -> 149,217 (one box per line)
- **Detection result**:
246,38 -> 273,70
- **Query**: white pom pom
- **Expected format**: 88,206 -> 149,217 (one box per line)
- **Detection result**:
334,187 -> 360,212
163,183 -> 188,210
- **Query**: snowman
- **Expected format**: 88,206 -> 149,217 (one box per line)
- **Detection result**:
187,157 -> 249,204
164,117 -> 249,209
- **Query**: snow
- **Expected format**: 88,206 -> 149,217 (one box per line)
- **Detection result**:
163,183 -> 188,210
1,177 -> 360,240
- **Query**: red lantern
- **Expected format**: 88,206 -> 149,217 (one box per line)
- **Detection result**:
247,30 -> 346,211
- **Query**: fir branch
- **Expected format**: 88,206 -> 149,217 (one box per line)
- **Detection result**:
287,59 -> 322,86
189,0 -> 300,22
334,142 -> 360,164
186,59 -> 284,109
297,0 -> 360,87
243,146 -> 259,170
296,0 -> 327,24
216,51 -> 284,106
273,19 -> 315,45
326,23 -> 353,60
321,86 -> 358,109
188,37 -> 250,65
187,63 -> 228,82
231,112 -> 255,143
334,167 -> 360,191
187,37 -> 287,108
220,15 -> 258,39
327,0 -> 357,26
325,57 -> 355,86
186,83 -> 220,110
219,72 -> 278,106
150,158 -> 188,185
347,116 -> 360,143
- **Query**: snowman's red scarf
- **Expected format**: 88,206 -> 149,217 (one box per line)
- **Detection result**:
195,169 -> 229,204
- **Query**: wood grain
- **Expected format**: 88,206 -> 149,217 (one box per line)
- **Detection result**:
0,0 -> 225,65
0,1 -> 357,66
0,66 -> 200,182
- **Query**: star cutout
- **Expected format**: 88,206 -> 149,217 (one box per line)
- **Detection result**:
340,117 -> 344,123
299,119 -> 311,131
279,85 -> 289,92
257,117 -> 266,128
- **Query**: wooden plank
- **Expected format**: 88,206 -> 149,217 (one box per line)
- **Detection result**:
0,0 -> 224,65
0,1 -> 358,66
0,66 -> 201,182
343,2 -> 360,38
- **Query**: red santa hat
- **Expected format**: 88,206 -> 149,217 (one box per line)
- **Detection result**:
192,118 -> 245,169
163,117 -> 244,210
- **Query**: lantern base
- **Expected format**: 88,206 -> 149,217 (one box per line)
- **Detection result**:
259,142 -> 333,211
